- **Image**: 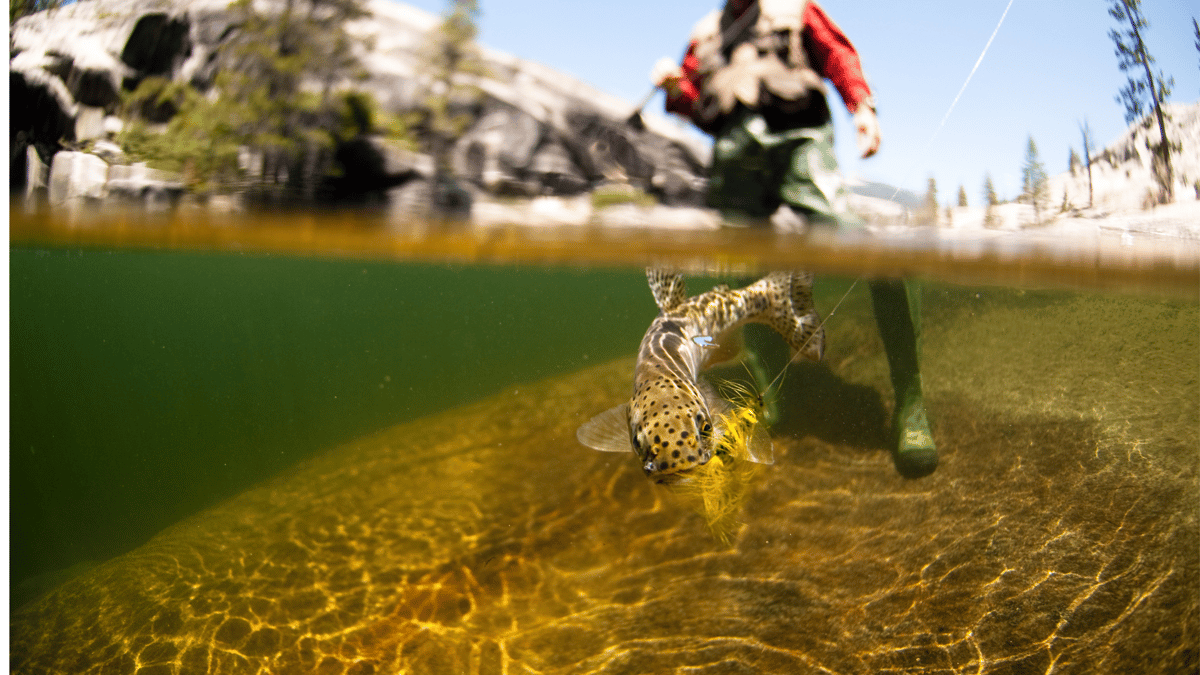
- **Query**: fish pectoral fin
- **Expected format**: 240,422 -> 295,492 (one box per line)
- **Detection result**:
745,426 -> 775,465
576,403 -> 635,453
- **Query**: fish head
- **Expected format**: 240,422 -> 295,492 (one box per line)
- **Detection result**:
628,378 -> 717,482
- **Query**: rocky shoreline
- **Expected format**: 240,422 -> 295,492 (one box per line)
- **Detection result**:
10,0 -> 710,213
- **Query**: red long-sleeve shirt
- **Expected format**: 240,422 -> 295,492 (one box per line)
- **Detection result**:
665,1 -> 873,122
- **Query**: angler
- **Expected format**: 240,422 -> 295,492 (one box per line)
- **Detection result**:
648,0 -> 937,477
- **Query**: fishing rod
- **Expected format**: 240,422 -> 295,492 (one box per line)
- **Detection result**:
625,2 -> 760,130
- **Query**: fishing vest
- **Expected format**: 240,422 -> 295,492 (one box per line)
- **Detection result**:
690,0 -> 828,131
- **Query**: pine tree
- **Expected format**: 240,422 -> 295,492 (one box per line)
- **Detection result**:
420,0 -> 487,179
116,0 -> 376,196
10,0 -> 62,24
1021,135 -> 1049,225
1108,0 -> 1174,201
1194,19 -> 1199,93
215,0 -> 369,198
982,173 -> 998,228
956,185 -> 967,208
1079,120 -> 1095,208
922,176 -> 938,225
983,174 -> 998,206
119,78 -> 243,192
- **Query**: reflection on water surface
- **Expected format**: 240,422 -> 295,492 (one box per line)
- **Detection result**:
10,204 -> 1199,297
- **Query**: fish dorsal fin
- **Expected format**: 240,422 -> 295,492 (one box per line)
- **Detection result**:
577,403 -> 634,453
788,271 -> 815,308
745,425 -> 775,465
646,269 -> 688,312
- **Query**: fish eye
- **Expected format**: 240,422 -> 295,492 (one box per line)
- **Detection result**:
631,437 -> 647,457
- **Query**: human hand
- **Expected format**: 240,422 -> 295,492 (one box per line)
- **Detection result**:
854,105 -> 881,158
650,57 -> 683,94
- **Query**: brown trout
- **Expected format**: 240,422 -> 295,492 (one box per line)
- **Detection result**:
577,270 -> 824,482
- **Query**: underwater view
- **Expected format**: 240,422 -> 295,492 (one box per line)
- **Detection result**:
9,208 -> 1198,675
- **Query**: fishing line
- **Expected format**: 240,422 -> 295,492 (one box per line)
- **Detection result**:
930,0 -> 1015,146
760,275 -> 862,400
887,0 -> 1016,202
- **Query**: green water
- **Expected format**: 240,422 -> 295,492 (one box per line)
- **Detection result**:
9,248 -> 668,592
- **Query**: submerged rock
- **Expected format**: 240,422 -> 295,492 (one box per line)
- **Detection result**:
10,288 -> 1197,674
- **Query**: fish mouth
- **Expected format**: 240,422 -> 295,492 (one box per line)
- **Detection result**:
645,457 -> 709,484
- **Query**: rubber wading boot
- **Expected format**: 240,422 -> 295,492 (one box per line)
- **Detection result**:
869,278 -> 938,478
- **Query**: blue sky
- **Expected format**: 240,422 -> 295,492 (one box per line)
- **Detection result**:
398,0 -> 1200,202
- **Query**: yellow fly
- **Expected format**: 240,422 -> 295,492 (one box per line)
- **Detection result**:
663,379 -> 772,544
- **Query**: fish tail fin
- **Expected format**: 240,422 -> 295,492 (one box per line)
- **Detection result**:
646,268 -> 688,312
763,271 -> 824,362
788,271 -> 825,361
